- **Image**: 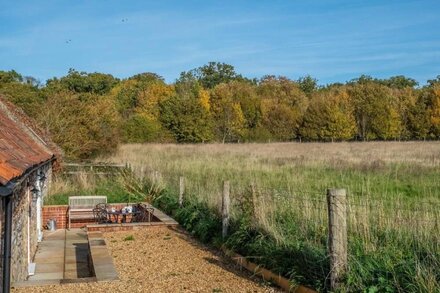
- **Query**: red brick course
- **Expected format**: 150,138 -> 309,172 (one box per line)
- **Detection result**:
42,203 -> 163,229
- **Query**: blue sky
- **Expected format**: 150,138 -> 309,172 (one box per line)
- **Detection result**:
1,0 -> 439,85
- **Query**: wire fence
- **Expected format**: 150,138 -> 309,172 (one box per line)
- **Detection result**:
127,165 -> 440,240
70,163 -> 439,290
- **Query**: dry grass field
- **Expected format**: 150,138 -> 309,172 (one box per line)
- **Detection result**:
97,142 -> 440,291
108,141 -> 439,200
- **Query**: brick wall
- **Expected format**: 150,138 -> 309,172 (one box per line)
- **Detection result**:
42,203 -> 159,229
42,205 -> 68,229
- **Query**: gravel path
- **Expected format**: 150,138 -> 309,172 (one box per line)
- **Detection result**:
13,226 -> 280,293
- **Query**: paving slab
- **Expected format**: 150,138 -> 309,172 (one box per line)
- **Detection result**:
17,228 -> 93,286
35,263 -> 64,273
64,229 -> 91,279
28,272 -> 63,281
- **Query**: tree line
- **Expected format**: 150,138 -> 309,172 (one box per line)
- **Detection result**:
0,62 -> 439,159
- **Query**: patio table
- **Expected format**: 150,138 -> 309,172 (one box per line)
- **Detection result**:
107,209 -> 141,223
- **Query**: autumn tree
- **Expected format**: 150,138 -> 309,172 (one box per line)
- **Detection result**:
159,78 -> 213,142
300,87 -> 356,141
406,94 -> 431,139
427,84 -> 440,138
258,76 -> 308,140
348,80 -> 403,140
210,82 -> 246,142
38,90 -> 120,159
107,73 -> 174,142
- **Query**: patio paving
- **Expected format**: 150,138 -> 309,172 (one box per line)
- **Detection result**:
28,230 -> 65,282
25,229 -> 91,283
64,229 -> 90,279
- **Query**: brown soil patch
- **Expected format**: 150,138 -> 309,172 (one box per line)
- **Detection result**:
13,226 -> 280,292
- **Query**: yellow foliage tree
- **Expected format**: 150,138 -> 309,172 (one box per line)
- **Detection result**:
137,82 -> 175,119
210,83 -> 245,142
301,88 -> 356,141
198,88 -> 211,112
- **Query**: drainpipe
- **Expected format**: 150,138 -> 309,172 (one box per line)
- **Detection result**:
0,186 -> 13,293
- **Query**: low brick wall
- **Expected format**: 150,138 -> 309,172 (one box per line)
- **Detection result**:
42,205 -> 68,229
87,222 -> 175,232
42,203 -> 161,229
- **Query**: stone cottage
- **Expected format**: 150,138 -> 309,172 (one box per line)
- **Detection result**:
0,96 -> 58,291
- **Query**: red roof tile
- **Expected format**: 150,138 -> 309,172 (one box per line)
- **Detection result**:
0,97 -> 55,185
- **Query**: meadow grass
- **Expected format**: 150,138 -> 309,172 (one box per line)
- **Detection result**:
106,142 -> 439,201
103,142 -> 439,291
48,142 -> 440,291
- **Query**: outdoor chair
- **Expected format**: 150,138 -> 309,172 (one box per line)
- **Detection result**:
95,202 -> 110,211
132,203 -> 154,223
93,207 -> 112,224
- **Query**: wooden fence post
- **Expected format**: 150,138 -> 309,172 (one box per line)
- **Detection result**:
179,176 -> 185,207
327,188 -> 348,291
222,180 -> 230,238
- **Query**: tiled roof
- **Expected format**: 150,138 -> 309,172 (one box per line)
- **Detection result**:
0,97 -> 54,185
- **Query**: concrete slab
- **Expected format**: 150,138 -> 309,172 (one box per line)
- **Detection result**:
34,256 -> 64,264
34,250 -> 64,258
87,231 -> 119,282
43,230 -> 66,240
13,279 -> 62,287
35,263 -> 64,273
28,272 -> 64,281
64,263 -> 90,271
23,228 -> 93,284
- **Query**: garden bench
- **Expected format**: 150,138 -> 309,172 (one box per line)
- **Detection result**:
68,195 -> 107,229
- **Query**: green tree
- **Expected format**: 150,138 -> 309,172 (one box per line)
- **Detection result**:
0,70 -> 23,83
382,75 -> 418,89
297,75 -> 319,95
46,69 -> 119,95
180,62 -> 248,89
427,75 -> 440,87
0,70 -> 43,117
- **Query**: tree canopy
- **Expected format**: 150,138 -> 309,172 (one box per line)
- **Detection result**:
1,64 -> 438,160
